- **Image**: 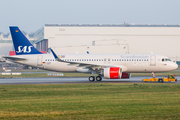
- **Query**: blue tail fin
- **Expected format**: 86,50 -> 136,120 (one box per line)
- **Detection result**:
9,26 -> 42,55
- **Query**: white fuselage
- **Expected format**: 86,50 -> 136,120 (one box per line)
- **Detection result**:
12,53 -> 178,73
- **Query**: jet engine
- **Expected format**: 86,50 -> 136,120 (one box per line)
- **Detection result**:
104,67 -> 121,79
104,67 -> 130,79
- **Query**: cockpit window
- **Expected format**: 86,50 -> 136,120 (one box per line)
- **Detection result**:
162,58 -> 171,62
167,59 -> 171,61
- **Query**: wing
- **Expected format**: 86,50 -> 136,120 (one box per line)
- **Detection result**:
50,49 -> 127,71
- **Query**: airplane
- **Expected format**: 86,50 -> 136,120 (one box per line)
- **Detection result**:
3,26 -> 178,82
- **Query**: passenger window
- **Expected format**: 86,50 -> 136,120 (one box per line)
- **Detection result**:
89,59 -> 91,61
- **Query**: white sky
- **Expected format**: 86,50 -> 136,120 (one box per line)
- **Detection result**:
0,0 -> 180,33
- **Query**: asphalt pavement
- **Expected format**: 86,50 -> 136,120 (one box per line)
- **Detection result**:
0,76 -> 180,85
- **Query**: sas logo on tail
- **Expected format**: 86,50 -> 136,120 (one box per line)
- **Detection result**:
16,46 -> 33,53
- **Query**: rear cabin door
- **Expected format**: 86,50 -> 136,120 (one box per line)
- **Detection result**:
37,56 -> 43,66
150,55 -> 156,66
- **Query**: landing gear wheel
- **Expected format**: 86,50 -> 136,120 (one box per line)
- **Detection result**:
96,76 -> 102,81
89,76 -> 95,82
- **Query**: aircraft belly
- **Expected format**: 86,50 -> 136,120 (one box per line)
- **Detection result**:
44,62 -> 77,72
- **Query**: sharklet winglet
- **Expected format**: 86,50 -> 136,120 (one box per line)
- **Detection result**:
50,48 -> 64,62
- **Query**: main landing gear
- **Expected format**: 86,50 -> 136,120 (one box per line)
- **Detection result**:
89,76 -> 102,82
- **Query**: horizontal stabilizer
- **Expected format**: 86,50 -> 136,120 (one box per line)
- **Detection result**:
3,56 -> 27,61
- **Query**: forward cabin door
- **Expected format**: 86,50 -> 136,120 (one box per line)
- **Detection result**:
37,56 -> 43,66
150,55 -> 156,66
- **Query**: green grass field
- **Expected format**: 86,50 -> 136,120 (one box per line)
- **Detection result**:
0,83 -> 180,119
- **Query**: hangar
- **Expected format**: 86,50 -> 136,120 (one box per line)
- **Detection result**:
34,24 -> 180,61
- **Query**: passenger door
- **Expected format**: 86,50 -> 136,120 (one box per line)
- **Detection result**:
150,55 -> 156,66
37,56 -> 43,66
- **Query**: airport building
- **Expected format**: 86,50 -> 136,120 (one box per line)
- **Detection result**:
34,24 -> 180,62
1,23 -> 180,63
0,32 -> 35,56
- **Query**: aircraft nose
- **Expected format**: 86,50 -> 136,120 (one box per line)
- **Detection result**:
175,63 -> 178,69
171,63 -> 178,70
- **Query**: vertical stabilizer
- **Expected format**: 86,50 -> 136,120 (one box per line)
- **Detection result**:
9,26 -> 42,55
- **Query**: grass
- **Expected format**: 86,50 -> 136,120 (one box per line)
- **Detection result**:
131,71 -> 180,76
0,73 -> 91,78
0,83 -> 180,119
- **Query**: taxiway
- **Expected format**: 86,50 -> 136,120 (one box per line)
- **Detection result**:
0,76 -> 180,85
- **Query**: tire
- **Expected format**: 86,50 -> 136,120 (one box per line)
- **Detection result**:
158,79 -> 163,83
89,76 -> 95,82
96,76 -> 102,81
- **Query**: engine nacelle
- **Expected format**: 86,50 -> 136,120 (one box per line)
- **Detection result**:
121,72 -> 131,79
104,67 -> 131,79
104,67 -> 121,79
